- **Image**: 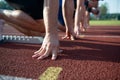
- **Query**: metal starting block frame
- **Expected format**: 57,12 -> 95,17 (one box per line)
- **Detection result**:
0,19 -> 43,44
0,35 -> 43,44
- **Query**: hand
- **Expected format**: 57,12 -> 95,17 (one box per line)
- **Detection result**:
62,32 -> 75,40
74,26 -> 81,37
32,34 -> 59,60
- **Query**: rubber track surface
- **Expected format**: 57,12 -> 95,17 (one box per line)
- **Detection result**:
0,25 -> 120,80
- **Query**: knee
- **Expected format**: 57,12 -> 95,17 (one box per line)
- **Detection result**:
0,9 -> 20,18
12,10 -> 23,18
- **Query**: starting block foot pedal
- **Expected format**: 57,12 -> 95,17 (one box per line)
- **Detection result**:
0,35 -> 43,44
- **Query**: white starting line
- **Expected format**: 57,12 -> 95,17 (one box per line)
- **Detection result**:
0,67 -> 62,80
0,75 -> 33,80
78,35 -> 120,38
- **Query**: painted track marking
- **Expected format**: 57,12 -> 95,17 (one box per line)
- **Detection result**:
0,75 -> 33,80
0,67 -> 63,80
78,35 -> 120,38
39,67 -> 62,80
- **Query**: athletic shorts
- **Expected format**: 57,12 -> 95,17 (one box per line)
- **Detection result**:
58,0 -> 77,26
5,0 -> 44,19
84,0 -> 92,12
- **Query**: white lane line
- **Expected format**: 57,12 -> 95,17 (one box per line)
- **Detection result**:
0,75 -> 33,80
79,35 -> 120,38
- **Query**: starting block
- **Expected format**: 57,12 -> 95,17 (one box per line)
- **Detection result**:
0,19 -> 43,44
0,35 -> 43,44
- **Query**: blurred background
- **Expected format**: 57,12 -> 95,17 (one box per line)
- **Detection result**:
95,0 -> 120,20
0,0 -> 120,26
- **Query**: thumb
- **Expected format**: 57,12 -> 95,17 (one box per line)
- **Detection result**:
51,48 -> 58,60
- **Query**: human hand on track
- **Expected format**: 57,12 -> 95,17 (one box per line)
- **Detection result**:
74,26 -> 81,37
62,32 -> 75,41
62,29 -> 81,40
32,34 -> 59,60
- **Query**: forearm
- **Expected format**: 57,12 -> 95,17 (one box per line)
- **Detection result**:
43,0 -> 59,34
32,0 -> 59,60
74,0 -> 84,27
62,0 -> 74,34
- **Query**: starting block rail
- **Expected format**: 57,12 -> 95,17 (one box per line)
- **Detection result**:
0,35 -> 43,44
0,20 -> 43,44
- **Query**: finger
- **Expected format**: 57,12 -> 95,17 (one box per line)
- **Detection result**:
62,36 -> 67,39
37,54 -> 49,60
34,44 -> 45,54
34,44 -> 47,54
77,31 -> 81,35
32,53 -> 41,58
51,48 -> 58,60
62,36 -> 70,40
32,49 -> 45,58
37,46 -> 52,60
80,27 -> 86,32
34,48 -> 42,54
70,35 -> 75,41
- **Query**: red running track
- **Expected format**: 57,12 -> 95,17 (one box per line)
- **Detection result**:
0,25 -> 120,80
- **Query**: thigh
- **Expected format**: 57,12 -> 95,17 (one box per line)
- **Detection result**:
0,9 -> 13,18
0,9 -> 37,25
0,9 -> 45,32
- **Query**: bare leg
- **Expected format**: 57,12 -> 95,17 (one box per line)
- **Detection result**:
32,0 -> 59,60
7,22 -> 45,36
62,0 -> 75,40
0,9 -> 65,36
0,9 -> 45,32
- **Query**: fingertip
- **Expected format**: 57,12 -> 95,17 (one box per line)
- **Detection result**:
51,53 -> 57,60
37,55 -> 44,60
37,54 -> 49,60
37,57 -> 42,60
70,36 -> 75,41
51,56 -> 57,60
32,55 -> 36,58
32,53 -> 39,58
34,52 -> 37,54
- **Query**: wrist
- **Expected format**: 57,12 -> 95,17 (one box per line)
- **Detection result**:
46,32 -> 58,37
